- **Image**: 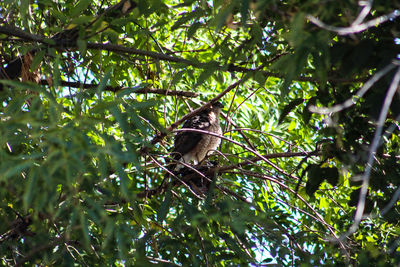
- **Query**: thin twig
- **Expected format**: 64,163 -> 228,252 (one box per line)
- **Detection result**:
146,256 -> 181,266
39,79 -> 199,97
221,168 -> 349,256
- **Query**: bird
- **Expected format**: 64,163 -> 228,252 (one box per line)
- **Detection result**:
169,101 -> 224,171
149,101 -> 224,196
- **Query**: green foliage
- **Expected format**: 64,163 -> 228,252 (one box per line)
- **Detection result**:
1,0 -> 400,265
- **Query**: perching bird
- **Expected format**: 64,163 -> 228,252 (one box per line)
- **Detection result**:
169,101 -> 224,171
150,101 -> 224,195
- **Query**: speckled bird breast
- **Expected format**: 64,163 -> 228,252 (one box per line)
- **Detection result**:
192,122 -> 222,163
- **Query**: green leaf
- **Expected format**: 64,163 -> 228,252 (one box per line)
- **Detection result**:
214,5 -> 234,31
20,0 -> 30,27
77,39 -> 87,57
71,0 -> 92,17
187,22 -> 202,38
278,98 -> 304,124
240,0 -> 249,26
80,213 -> 91,248
157,190 -> 172,222
23,171 -> 37,210
116,229 -> 127,260
171,8 -> 203,31
3,161 -> 35,180
254,71 -> 266,87
170,70 -> 186,86
114,161 -> 129,197
194,63 -> 218,88
53,55 -> 61,87
31,50 -> 46,72
70,15 -> 93,26
289,12 -> 306,46
110,105 -> 128,133
98,153 -> 109,179
305,164 -> 324,196
97,68 -> 112,93
321,167 -> 339,186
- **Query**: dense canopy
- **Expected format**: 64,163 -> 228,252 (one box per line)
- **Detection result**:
1,0 -> 400,265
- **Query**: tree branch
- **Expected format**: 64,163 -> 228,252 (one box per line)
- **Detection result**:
347,66 -> 400,238
138,150 -> 318,199
307,8 -> 400,35
39,79 -> 199,97
0,23 -> 368,85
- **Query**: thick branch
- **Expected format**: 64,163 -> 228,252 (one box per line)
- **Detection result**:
0,24 -> 368,84
0,24 -> 44,42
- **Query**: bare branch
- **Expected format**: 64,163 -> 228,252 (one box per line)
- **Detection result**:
307,9 -> 400,35
310,61 -> 398,114
352,0 -> 373,26
362,186 -> 400,220
345,66 -> 400,237
218,150 -> 319,172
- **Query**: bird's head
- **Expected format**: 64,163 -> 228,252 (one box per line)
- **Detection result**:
210,101 -> 224,114
205,101 -> 224,121
212,101 -> 224,108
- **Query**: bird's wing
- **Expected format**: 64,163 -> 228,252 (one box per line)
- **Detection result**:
172,112 -> 210,158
